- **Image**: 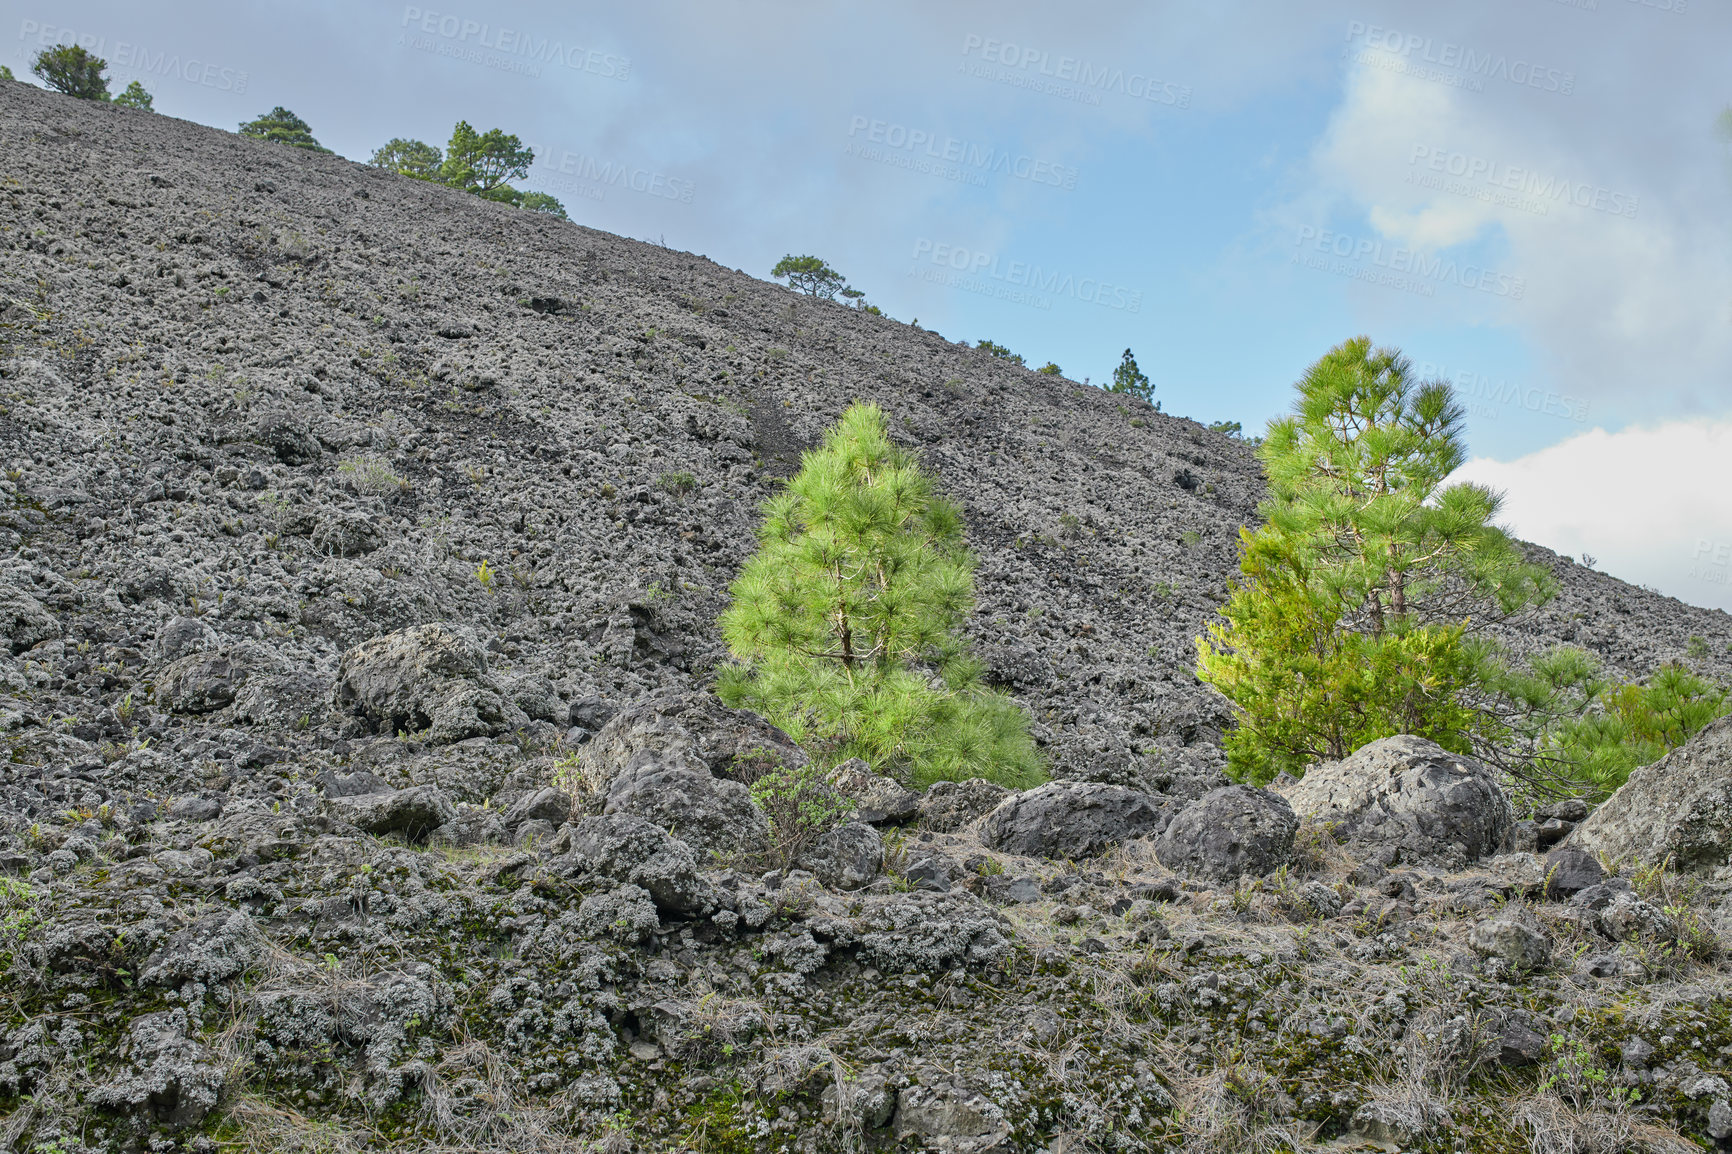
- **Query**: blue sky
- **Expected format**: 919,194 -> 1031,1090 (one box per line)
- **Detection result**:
8,0 -> 1732,608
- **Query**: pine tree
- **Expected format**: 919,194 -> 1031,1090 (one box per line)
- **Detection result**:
771,255 -> 848,300
440,121 -> 533,202
239,107 -> 331,152
719,404 -> 1042,788
32,45 -> 109,100
1197,336 -> 1553,783
1107,348 -> 1153,403
371,138 -> 443,180
113,81 -> 154,111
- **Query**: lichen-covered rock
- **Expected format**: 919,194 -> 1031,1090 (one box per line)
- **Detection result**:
1155,785 -> 1297,880
312,507 -> 383,556
579,690 -> 805,794
1569,715 -> 1732,873
88,1009 -> 224,1126
154,651 -> 238,713
852,891 -> 1012,970
796,821 -> 883,890
601,756 -> 767,858
0,585 -> 59,654
564,814 -> 713,915
575,691 -> 779,856
154,615 -> 218,662
325,785 -> 457,840
918,779 -> 1011,832
231,670 -> 328,727
893,1083 -> 1012,1151
503,786 -> 572,830
1469,911 -> 1552,969
1275,735 -> 1512,868
1597,893 -> 1678,942
334,624 -> 528,743
140,911 -> 264,991
428,805 -> 507,847
980,781 -> 1177,858
829,758 -> 920,825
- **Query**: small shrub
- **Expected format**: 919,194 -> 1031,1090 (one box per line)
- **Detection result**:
735,753 -> 853,872
657,471 -> 696,496
337,453 -> 406,496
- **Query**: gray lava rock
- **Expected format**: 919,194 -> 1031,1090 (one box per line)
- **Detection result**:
919,779 -> 1011,832
1569,715 -> 1732,873
830,758 -> 919,825
1597,893 -> 1677,942
154,651 -> 239,714
1542,846 -> 1604,899
580,690 -> 805,793
0,585 -> 59,654
1154,784 -> 1297,880
980,781 -> 1176,858
326,785 -> 457,840
1468,911 -> 1552,970
231,670 -> 327,727
796,822 -> 884,890
319,769 -> 394,798
155,615 -> 219,662
428,806 -> 507,848
503,786 -> 572,829
578,692 -> 783,856
565,813 -> 713,915
140,910 -> 264,990
88,1009 -> 224,1126
167,795 -> 222,823
1569,877 -> 1634,911
312,507 -> 383,556
334,623 -> 528,743
1275,735 -> 1512,868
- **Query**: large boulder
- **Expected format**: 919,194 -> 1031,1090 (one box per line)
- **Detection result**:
0,585 -> 59,654
325,785 -> 457,841
918,779 -> 1011,832
980,782 -> 1177,859
564,814 -> 713,915
1154,785 -> 1297,880
334,624 -> 528,743
578,692 -> 789,857
154,652 -> 239,714
797,822 -> 885,890
1275,736 -> 1512,869
1568,716 -> 1732,873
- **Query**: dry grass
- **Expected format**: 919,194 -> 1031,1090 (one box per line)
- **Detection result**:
1171,1063 -> 1320,1154
1511,1094 -> 1698,1154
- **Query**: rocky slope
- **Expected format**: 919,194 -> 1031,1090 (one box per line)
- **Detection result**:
1,81 -> 1731,1154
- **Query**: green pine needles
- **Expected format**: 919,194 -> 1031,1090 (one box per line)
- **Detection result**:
718,404 -> 1043,789
1198,336 -> 1555,784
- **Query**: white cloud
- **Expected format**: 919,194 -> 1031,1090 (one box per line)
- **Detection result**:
1304,18 -> 1732,424
1453,419 -> 1732,613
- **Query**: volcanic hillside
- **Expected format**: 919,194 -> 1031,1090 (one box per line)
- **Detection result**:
3,82 -> 1727,807
9,79 -> 1732,1154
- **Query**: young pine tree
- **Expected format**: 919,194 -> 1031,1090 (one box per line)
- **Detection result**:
719,404 -> 1043,789
1197,336 -> 1554,783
